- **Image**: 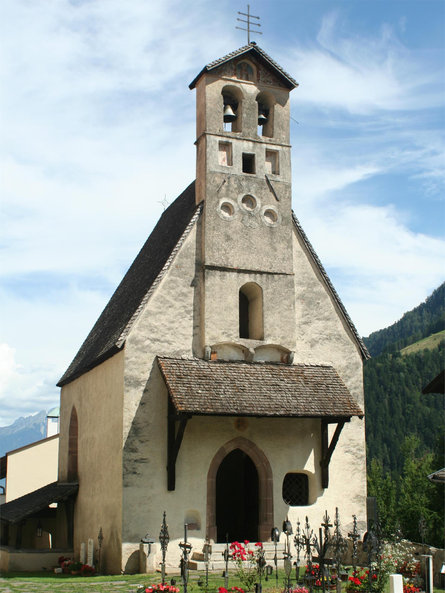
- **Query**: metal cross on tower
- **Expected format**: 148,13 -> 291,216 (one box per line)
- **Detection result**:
236,4 -> 262,44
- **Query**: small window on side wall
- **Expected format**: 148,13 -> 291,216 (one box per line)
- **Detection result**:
265,150 -> 279,175
282,473 -> 309,506
219,142 -> 233,166
242,153 -> 255,174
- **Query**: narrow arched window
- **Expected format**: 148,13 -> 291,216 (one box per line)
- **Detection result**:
239,283 -> 264,340
67,407 -> 78,481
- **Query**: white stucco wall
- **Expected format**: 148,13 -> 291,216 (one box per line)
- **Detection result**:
119,214 -> 367,572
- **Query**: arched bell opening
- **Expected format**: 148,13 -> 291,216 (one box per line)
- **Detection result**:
222,86 -> 243,133
256,91 -> 275,138
239,282 -> 264,340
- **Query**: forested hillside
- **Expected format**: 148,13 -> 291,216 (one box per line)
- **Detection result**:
364,282 -> 445,356
364,343 -> 443,475
363,282 -> 444,476
363,283 -> 444,547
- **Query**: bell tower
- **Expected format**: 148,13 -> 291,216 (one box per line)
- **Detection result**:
189,44 -> 299,358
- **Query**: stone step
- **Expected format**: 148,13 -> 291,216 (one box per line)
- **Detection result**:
189,542 -> 287,571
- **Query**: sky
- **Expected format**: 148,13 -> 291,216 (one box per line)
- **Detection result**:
1,0 -> 444,426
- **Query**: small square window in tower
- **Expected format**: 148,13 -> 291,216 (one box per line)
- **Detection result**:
282,473 -> 309,506
265,150 -> 279,175
218,142 -> 233,166
242,153 -> 255,174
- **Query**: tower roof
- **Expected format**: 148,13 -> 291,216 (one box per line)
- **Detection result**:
189,43 -> 298,90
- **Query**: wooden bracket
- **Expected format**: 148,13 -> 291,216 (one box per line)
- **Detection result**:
167,399 -> 190,491
320,418 -> 349,489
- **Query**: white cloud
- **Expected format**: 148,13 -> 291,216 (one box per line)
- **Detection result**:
298,200 -> 445,336
287,11 -> 443,114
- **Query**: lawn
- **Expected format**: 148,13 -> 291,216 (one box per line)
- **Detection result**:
1,570 -> 444,593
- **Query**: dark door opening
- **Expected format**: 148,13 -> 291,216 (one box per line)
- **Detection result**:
216,449 -> 259,542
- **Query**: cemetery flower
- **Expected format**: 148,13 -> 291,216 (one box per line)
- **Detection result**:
403,584 -> 420,593
229,541 -> 263,591
137,584 -> 180,593
80,564 -> 95,576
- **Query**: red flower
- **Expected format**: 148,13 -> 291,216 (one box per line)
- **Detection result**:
219,588 -> 228,593
244,540 -> 249,545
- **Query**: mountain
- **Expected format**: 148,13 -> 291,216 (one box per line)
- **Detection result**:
0,410 -> 47,458
363,282 -> 445,477
364,282 -> 445,356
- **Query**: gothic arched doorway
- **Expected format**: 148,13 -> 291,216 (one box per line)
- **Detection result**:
206,437 -> 273,542
216,449 -> 259,542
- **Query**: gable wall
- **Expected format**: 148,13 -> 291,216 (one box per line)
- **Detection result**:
118,214 -> 366,573
58,351 -> 124,573
121,222 -> 200,571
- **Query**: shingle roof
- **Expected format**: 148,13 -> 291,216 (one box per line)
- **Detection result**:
422,369 -> 444,394
0,482 -> 78,524
189,43 -> 298,90
157,357 -> 364,418
292,213 -> 370,360
427,468 -> 445,484
58,182 -> 201,386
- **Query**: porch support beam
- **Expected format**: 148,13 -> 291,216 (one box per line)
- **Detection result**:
320,418 -> 349,489
167,398 -> 190,491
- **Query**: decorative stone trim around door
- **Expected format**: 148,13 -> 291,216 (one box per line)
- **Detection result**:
206,436 -> 273,542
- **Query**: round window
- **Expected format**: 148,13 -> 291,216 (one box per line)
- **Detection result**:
217,199 -> 237,220
264,209 -> 278,223
241,194 -> 257,211
221,202 -> 234,217
261,205 -> 281,227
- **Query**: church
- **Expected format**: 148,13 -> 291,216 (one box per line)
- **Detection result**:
55,43 -> 369,574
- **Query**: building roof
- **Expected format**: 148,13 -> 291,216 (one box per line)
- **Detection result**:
47,406 -> 60,417
0,482 -> 78,524
157,357 -> 364,418
189,43 -> 298,90
58,182 -> 201,386
422,369 -> 445,394
427,468 -> 445,484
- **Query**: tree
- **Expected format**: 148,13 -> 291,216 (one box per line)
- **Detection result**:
367,459 -> 398,536
397,436 -> 439,545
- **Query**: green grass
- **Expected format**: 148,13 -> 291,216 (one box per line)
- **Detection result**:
400,330 -> 445,355
1,570 -> 444,593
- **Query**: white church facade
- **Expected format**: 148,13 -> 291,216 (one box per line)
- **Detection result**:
52,44 -> 368,573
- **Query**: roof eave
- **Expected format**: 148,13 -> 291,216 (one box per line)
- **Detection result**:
189,44 -> 298,90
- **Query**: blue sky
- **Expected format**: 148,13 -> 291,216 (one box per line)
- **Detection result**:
1,0 -> 444,426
